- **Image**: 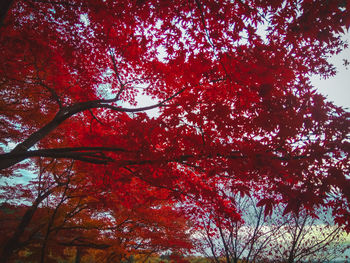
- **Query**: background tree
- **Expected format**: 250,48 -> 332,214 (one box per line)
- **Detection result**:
196,192 -> 349,263
0,158 -> 193,262
195,193 -> 283,263
0,159 -> 76,262
267,208 -> 349,263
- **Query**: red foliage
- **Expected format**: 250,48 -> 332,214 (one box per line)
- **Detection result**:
0,158 -> 193,262
0,0 -> 349,242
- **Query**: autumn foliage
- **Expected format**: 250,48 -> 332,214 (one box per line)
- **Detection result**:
0,0 -> 350,262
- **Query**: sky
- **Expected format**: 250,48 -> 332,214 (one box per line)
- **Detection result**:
1,24 -> 349,261
132,32 -> 350,260
133,31 -> 350,114
311,32 -> 350,109
3,29 -> 349,198
311,31 -> 350,258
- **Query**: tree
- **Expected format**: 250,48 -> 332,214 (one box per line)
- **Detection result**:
267,208 -> 349,263
196,193 -> 348,263
195,194 -> 283,263
0,0 -> 350,258
0,158 -> 193,262
84,179 -> 194,263
0,159 -> 76,262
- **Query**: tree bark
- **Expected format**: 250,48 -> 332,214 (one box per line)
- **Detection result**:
0,190 -> 52,263
0,0 -> 14,27
75,248 -> 81,263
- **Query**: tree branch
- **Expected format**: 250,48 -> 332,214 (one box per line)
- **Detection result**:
0,0 -> 14,28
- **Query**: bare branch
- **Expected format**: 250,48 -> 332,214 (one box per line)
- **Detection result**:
37,79 -> 63,109
109,48 -> 126,101
88,109 -> 106,126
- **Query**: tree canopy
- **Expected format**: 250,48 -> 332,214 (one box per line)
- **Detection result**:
0,0 -> 349,261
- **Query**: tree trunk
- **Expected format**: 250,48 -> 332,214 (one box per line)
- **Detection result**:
75,248 -> 82,263
0,191 -> 51,263
0,0 -> 13,27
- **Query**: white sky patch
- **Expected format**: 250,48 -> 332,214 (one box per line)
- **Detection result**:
126,92 -> 160,118
311,32 -> 350,109
79,13 -> 89,27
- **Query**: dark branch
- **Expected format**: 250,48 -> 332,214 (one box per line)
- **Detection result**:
88,109 -> 106,126
0,147 -> 129,166
109,48 -> 126,101
37,80 -> 63,109
58,239 -> 110,250
0,0 -> 14,28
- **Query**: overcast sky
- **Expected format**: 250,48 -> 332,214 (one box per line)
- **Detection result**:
311,32 -> 350,110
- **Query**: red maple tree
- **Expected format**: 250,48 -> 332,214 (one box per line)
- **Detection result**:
0,158 -> 193,262
0,0 -> 349,259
